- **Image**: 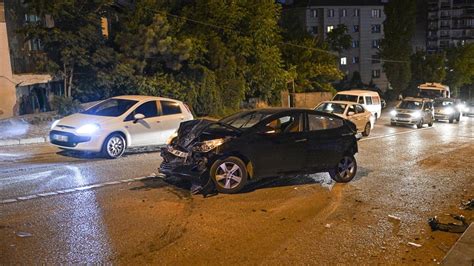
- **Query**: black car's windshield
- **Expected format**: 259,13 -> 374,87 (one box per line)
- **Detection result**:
315,103 -> 347,115
219,111 -> 271,129
398,100 -> 423,110
434,100 -> 454,107
333,94 -> 358,102
81,99 -> 138,117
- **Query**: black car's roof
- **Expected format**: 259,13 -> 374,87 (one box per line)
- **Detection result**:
235,108 -> 343,121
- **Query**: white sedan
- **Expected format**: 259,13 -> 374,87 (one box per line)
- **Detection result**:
315,101 -> 375,136
50,95 -> 194,158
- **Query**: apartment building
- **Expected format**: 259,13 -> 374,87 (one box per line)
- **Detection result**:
427,0 -> 474,52
305,0 -> 389,91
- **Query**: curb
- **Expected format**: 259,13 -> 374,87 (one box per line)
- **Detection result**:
0,136 -> 49,147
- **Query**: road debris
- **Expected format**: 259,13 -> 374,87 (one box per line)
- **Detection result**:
16,231 -> 32,238
408,242 -> 422,248
460,199 -> 474,210
428,215 -> 470,233
325,223 -> 331,228
388,214 -> 401,221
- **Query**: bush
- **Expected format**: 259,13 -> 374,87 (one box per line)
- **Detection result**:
51,96 -> 83,116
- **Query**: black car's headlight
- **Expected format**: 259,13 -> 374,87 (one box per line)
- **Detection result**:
192,138 -> 225,152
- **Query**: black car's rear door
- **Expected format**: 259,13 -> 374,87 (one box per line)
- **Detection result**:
248,112 -> 307,177
305,112 -> 346,171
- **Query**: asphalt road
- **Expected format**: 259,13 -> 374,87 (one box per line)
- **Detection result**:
0,114 -> 473,264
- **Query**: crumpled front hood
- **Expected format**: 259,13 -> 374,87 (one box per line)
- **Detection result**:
57,113 -> 116,128
175,119 -> 239,149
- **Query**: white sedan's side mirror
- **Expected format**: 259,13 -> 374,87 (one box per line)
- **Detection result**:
134,113 -> 145,122
347,111 -> 355,116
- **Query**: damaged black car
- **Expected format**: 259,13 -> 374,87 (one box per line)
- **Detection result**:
160,108 -> 359,194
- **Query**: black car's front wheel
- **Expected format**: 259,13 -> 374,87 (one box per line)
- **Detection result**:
210,157 -> 248,194
329,155 -> 357,183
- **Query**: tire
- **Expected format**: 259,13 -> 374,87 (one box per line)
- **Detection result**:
362,122 -> 371,136
329,155 -> 357,183
416,119 -> 423,129
102,133 -> 126,159
456,115 -> 460,122
390,122 -> 396,126
210,156 -> 248,194
428,120 -> 433,127
449,118 -> 453,123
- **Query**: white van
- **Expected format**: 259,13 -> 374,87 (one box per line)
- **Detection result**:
333,90 -> 382,119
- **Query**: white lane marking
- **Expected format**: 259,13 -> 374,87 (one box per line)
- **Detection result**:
0,175 -> 156,205
359,127 -> 433,142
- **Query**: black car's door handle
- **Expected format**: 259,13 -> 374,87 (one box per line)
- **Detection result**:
295,138 -> 307,143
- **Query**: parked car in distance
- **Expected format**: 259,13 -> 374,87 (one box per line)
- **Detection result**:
160,108 -> 359,194
390,97 -> 434,128
315,101 -> 374,136
463,102 -> 474,117
50,95 -> 193,158
433,98 -> 461,123
332,90 -> 382,119
381,98 -> 387,109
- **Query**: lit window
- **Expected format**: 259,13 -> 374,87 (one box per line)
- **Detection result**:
341,57 -> 347,65
354,9 -> 360,17
327,25 -> 334,33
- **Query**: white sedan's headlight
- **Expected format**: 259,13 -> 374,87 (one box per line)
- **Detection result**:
76,124 -> 101,135
411,111 -> 421,118
193,138 -> 225,152
390,110 -> 397,116
51,119 -> 60,130
444,107 -> 454,115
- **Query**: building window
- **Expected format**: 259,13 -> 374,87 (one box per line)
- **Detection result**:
371,9 -> 382,18
354,9 -> 360,17
28,38 -> 42,51
310,9 -> 318,18
372,39 -> 381,48
341,57 -> 347,65
372,69 -> 381,78
311,26 -> 318,34
341,9 -> 347,17
353,25 -> 360,32
327,25 -> 334,33
328,9 -> 334,17
351,40 -> 360,48
371,24 -> 381,33
352,57 -> 360,64
24,14 -> 40,23
371,55 -> 381,64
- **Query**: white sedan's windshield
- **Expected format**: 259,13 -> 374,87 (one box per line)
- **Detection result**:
316,103 -> 347,115
81,99 -> 138,117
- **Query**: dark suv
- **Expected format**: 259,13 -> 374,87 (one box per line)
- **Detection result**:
390,97 -> 434,128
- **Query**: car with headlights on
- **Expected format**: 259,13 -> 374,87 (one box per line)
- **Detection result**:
463,101 -> 474,117
160,108 -> 359,194
390,97 -> 434,128
433,98 -> 461,123
315,101 -> 374,136
50,95 -> 193,158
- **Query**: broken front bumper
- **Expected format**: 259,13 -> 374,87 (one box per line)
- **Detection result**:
159,145 -> 211,182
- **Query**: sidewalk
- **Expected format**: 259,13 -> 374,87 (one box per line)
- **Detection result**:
442,223 -> 474,266
0,112 -> 55,147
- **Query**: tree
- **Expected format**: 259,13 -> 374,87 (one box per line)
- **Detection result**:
444,43 -> 474,96
22,0 -> 115,99
407,51 -> 446,96
380,0 -> 416,95
326,24 -> 352,53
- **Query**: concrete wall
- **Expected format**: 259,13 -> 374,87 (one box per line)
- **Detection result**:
281,91 -> 334,108
0,2 -> 17,119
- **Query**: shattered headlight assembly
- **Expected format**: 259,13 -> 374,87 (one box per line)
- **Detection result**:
76,123 -> 101,135
192,138 -> 225,153
167,130 -> 178,145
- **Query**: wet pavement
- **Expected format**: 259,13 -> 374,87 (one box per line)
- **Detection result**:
0,114 -> 473,264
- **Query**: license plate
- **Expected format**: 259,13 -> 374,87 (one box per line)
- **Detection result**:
53,134 -> 68,142
168,146 -> 188,158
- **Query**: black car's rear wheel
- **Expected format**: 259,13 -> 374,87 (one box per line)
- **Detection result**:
362,122 -> 371,136
210,157 -> 248,194
329,155 -> 357,183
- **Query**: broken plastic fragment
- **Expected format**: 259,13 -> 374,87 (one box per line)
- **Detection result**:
408,242 -> 422,248
388,214 -> 401,221
461,199 -> 474,210
325,224 -> 331,228
428,215 -> 469,233
16,231 -> 32,238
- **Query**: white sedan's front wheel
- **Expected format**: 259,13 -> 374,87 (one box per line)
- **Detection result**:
102,133 -> 126,159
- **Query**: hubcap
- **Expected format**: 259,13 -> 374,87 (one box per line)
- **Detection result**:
107,137 -> 124,157
337,156 -> 355,179
215,162 -> 242,190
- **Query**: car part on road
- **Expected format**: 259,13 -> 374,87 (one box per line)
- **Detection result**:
461,199 -> 474,210
428,215 -> 470,233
